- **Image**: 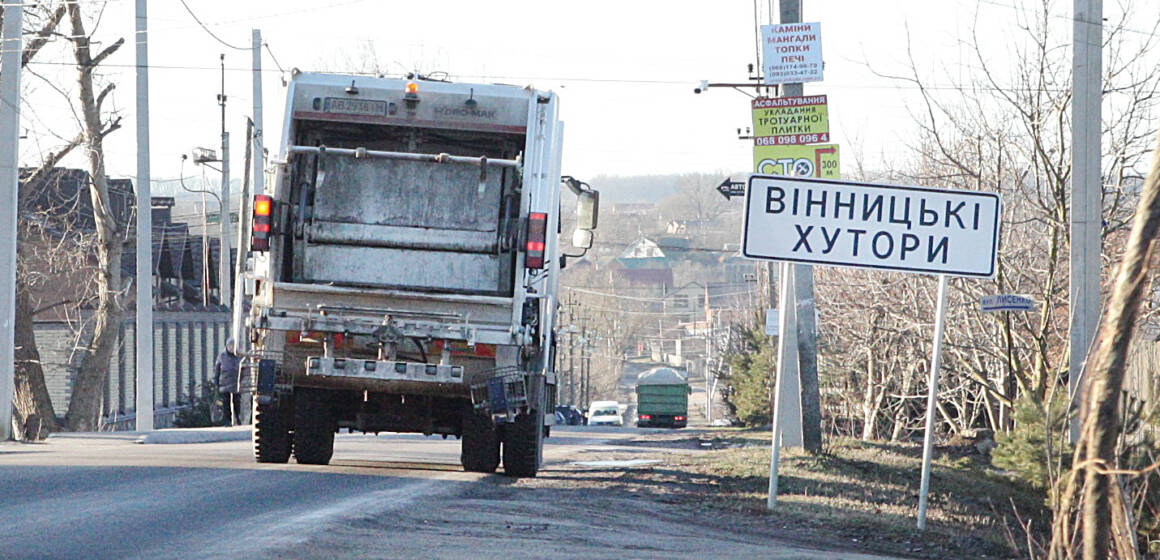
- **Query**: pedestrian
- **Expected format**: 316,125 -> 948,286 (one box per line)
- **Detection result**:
213,338 -> 244,426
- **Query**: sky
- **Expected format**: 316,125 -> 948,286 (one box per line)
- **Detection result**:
9,0 -> 1150,198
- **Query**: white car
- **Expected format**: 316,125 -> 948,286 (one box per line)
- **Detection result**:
587,401 -> 624,426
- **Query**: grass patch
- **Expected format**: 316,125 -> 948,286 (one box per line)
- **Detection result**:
676,434 -> 1049,558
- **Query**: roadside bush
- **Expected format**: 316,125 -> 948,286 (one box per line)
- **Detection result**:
721,328 -> 776,427
991,393 -> 1071,488
173,383 -> 222,428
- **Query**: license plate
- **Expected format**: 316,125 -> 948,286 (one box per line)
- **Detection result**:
323,97 -> 387,116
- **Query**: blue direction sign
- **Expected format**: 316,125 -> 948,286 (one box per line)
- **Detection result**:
980,294 -> 1034,312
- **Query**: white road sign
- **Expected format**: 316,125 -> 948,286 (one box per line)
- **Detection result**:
981,294 -> 1034,312
765,308 -> 779,336
761,22 -> 823,85
742,175 -> 1001,278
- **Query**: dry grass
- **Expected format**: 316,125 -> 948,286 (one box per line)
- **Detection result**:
544,431 -> 1050,559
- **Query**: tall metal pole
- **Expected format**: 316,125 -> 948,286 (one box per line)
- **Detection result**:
0,3 -> 24,441
917,275 -> 950,529
251,30 -> 264,200
217,54 -> 231,310
1068,0 -> 1102,443
768,261 -> 796,508
134,0 -> 154,432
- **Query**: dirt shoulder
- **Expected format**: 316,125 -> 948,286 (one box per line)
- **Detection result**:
514,428 -> 1047,560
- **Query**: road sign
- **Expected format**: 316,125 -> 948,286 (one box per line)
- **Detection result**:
717,177 -> 745,200
754,144 -> 839,179
765,308 -> 779,336
761,22 -> 823,85
742,175 -> 1001,278
752,95 -> 829,146
981,294 -> 1034,312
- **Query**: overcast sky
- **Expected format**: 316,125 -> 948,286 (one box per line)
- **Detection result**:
14,0 -> 1147,195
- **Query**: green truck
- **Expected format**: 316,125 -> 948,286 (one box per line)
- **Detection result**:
635,367 -> 691,429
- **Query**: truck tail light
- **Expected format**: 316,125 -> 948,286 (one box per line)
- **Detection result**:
251,194 -> 272,252
639,414 -> 652,420
525,212 -> 547,269
675,415 -> 686,421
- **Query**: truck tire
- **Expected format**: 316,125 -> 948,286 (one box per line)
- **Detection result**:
460,410 -> 500,473
252,397 -> 292,463
293,389 -> 335,465
502,410 -> 541,478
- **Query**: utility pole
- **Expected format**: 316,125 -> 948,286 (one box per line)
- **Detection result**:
704,283 -> 713,423
779,0 -> 823,454
231,118 -> 253,345
133,0 -> 154,432
0,2 -> 24,441
251,30 -> 264,204
217,54 -> 231,310
1068,0 -> 1102,443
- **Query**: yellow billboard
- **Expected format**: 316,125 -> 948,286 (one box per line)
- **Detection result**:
753,144 -> 840,179
751,95 -> 829,146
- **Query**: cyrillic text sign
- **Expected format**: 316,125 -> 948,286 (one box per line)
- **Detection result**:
743,176 -> 1000,278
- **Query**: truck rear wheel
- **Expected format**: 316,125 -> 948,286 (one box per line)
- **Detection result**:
502,410 -> 541,478
293,389 -> 336,465
252,397 -> 292,463
460,410 -> 500,473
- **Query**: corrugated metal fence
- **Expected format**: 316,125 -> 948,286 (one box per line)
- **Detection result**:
36,311 -> 232,429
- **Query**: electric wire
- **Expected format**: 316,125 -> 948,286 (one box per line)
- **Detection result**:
176,0 -> 248,51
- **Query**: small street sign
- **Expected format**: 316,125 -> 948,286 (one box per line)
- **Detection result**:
765,308 -> 779,336
980,294 -> 1034,312
717,177 -> 746,200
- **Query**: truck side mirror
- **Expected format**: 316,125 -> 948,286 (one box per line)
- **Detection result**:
572,228 -> 594,250
577,190 -> 599,231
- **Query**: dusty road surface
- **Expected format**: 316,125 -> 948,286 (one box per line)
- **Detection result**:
0,426 -> 905,559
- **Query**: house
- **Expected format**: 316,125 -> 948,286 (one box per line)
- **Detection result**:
609,237 -> 673,290
19,168 -> 234,428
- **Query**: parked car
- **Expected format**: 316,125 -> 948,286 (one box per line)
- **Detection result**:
555,405 -> 585,426
587,401 -> 624,426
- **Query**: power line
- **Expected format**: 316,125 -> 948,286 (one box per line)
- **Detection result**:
176,0 -> 248,51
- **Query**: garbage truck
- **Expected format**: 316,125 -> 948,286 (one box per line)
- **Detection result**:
242,71 -> 598,477
634,367 -> 690,428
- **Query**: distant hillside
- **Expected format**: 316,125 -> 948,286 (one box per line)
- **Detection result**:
588,174 -> 681,204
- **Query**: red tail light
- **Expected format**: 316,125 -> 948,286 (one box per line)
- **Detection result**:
639,414 -> 652,420
251,194 -> 273,252
675,416 -> 686,421
525,212 -> 547,269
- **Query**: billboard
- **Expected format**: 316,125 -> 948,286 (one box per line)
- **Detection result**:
761,22 -> 823,84
752,95 -> 829,146
754,144 -> 840,179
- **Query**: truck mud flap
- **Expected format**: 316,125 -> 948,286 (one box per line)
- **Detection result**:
256,359 -> 278,395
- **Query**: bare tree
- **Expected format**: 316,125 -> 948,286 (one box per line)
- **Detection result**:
58,2 -> 125,431
1049,125 -> 1159,560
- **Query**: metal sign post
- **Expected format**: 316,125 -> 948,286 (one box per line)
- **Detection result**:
916,274 -> 949,530
767,261 -> 798,508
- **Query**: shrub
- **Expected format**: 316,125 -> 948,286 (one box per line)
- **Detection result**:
991,393 -> 1071,488
173,383 -> 223,428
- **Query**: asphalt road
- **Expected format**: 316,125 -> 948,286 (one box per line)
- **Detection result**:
0,428 -> 902,560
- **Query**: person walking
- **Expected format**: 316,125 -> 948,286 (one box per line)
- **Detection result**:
213,338 -> 244,426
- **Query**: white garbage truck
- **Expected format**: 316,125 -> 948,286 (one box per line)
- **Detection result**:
243,71 -> 598,477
